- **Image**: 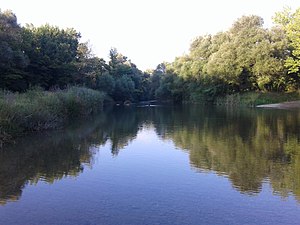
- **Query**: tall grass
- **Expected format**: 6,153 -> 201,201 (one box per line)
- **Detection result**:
0,87 -> 106,147
215,92 -> 300,107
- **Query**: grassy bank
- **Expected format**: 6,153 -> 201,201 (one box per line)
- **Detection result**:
0,87 -> 106,147
215,92 -> 300,107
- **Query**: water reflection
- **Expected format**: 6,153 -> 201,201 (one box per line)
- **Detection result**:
0,115 -> 106,205
161,107 -> 300,198
0,105 -> 300,204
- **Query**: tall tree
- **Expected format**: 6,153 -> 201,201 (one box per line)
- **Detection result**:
107,48 -> 149,101
274,7 -> 300,87
23,24 -> 81,89
0,10 -> 28,91
205,15 -> 288,92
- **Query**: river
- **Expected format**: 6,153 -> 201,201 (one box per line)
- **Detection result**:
0,105 -> 300,225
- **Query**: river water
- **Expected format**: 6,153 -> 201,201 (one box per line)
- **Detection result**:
0,105 -> 300,225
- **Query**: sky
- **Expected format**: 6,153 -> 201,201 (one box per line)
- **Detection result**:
1,0 -> 299,71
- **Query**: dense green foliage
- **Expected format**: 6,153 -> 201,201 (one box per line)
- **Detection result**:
0,9 -> 150,102
22,24 -> 80,89
274,8 -> 300,75
0,10 -> 28,91
1,8 -> 300,104
0,87 -> 105,146
150,11 -> 300,103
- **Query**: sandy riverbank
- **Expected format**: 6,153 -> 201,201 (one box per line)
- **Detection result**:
256,101 -> 300,109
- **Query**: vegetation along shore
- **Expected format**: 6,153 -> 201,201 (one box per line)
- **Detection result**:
0,87 -> 106,147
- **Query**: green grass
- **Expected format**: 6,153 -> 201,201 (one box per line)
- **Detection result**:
0,87 -> 106,147
215,91 -> 300,107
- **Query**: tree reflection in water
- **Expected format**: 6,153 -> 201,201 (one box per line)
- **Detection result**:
0,105 -> 299,204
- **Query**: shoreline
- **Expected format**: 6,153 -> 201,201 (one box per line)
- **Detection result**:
256,101 -> 300,109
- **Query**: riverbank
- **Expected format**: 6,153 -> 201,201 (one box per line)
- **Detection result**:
215,92 -> 300,106
256,101 -> 300,109
0,87 -> 107,148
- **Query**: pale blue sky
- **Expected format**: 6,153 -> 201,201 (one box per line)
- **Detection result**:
1,0 -> 299,70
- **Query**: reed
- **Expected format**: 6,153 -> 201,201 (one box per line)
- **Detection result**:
215,92 -> 300,107
0,87 -> 106,147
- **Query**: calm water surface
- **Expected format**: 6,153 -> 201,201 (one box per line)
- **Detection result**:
1,105 -> 300,225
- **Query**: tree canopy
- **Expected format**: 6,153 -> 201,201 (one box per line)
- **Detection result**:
0,7 -> 300,102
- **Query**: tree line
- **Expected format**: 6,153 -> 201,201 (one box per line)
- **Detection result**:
0,9 -> 150,102
1,8 -> 300,103
151,8 -> 300,102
